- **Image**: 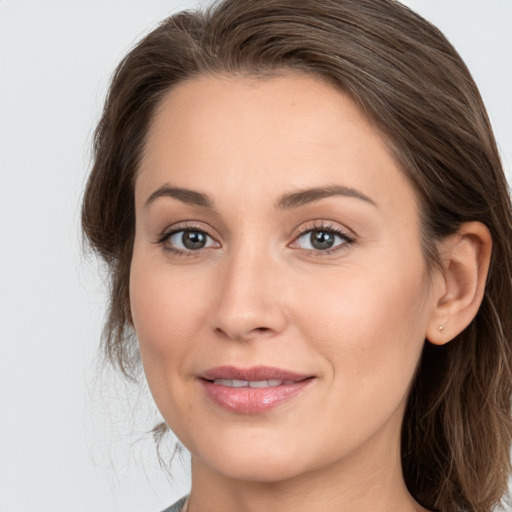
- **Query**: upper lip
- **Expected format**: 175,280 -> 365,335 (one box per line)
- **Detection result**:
200,365 -> 313,382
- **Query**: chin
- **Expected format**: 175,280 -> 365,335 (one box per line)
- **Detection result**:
191,431 -> 320,483
212,455 -> 308,483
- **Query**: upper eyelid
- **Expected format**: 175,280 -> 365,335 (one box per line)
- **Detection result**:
159,221 -> 216,239
293,220 -> 356,239
293,226 -> 354,246
297,227 -> 352,239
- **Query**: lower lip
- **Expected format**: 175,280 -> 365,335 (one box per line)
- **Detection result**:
201,379 -> 313,414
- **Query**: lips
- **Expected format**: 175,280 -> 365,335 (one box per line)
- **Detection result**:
199,366 -> 314,414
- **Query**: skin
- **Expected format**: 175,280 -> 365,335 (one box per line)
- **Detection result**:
130,74 -> 490,512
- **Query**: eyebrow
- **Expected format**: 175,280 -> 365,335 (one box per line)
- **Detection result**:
276,185 -> 377,210
144,183 -> 376,210
144,185 -> 213,208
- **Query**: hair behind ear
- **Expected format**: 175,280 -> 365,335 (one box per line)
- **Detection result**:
402,222 -> 511,512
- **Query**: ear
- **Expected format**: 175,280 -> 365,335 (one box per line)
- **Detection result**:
426,222 -> 492,345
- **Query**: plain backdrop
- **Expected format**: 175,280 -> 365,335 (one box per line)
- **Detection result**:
1,1 -> 511,511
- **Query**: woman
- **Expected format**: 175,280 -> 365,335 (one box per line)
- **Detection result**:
81,0 -> 512,511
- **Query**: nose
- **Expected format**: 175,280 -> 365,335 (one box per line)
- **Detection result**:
208,247 -> 288,342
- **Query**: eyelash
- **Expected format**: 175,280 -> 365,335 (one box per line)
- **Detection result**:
157,221 -> 355,258
293,222 -> 355,256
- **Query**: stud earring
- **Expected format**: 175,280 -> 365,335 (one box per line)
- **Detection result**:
438,325 -> 445,332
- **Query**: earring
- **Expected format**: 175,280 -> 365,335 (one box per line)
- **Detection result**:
438,325 -> 445,332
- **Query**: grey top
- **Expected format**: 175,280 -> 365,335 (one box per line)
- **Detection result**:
161,496 -> 188,512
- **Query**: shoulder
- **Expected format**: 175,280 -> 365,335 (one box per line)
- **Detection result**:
160,496 -> 188,512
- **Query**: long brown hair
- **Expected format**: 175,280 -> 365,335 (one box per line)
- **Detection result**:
82,1 -> 512,510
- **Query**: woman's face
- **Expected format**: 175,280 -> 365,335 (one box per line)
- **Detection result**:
130,74 -> 440,483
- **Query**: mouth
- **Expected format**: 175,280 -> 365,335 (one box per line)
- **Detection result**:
199,366 -> 315,414
209,378 -> 298,388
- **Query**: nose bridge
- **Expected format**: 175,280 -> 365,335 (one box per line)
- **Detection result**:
209,235 -> 286,341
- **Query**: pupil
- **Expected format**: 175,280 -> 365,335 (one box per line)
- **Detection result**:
183,231 -> 206,250
311,231 -> 334,250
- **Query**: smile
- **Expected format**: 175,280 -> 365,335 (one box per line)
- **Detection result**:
200,366 -> 314,414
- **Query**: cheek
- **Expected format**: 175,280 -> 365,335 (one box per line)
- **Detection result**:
129,253 -> 210,377
284,263 -> 430,456
294,263 -> 429,391
129,253 -> 217,428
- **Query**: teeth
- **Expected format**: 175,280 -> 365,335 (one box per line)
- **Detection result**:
213,379 -> 247,387
249,379 -> 283,388
213,379 -> 285,388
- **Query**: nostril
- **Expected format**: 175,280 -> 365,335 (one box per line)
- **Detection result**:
214,325 -> 274,341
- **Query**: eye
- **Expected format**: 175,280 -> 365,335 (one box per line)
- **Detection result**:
293,226 -> 353,253
164,229 -> 218,252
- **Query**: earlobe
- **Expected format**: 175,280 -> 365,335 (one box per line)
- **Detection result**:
426,222 -> 492,346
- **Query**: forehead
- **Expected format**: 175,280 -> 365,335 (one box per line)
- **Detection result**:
142,73 -> 379,165
136,73 -> 418,219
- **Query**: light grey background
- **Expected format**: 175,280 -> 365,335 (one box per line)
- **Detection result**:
1,1 -> 511,511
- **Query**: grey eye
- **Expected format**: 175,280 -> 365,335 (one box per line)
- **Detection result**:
168,230 -> 215,251
296,230 -> 346,251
